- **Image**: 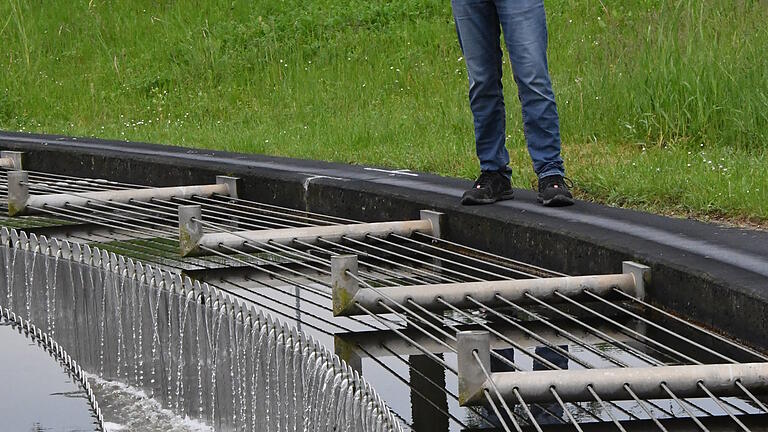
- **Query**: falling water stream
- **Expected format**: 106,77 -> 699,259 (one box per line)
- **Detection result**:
0,227 -> 402,432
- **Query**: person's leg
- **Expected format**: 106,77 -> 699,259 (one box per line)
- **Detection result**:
452,0 -> 511,177
495,0 -> 564,179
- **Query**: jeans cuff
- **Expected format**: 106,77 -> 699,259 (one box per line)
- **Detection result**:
538,169 -> 565,179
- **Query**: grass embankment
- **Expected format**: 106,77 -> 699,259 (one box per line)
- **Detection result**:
1,0 -> 767,225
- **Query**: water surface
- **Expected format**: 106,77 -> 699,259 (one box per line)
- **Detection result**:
0,322 -> 98,432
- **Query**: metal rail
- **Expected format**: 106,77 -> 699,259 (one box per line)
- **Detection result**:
331,255 -> 647,315
6,170 -> 237,216
458,330 -> 768,404
178,204 -> 439,256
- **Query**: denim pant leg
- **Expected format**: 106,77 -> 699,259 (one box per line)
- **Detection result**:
452,0 -> 511,177
496,0 -> 564,178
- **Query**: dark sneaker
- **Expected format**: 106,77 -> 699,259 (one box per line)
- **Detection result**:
461,171 -> 514,205
538,175 -> 574,207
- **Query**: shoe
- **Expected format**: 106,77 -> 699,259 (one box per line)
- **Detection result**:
538,175 -> 574,207
461,171 -> 514,205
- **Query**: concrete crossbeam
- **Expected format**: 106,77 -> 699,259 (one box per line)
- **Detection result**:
458,330 -> 768,405
7,172 -> 236,216
179,207 -> 436,256
332,258 -> 648,316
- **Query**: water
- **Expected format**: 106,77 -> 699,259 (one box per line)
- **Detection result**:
0,227 -> 401,432
0,321 -> 98,432
88,374 -> 214,432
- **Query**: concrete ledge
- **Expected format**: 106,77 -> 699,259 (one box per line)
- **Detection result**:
2,130 -> 767,349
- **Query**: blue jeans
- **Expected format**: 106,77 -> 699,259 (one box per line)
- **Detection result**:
452,0 -> 564,179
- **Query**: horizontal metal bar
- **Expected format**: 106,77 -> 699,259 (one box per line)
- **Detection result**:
463,415 -> 768,432
333,259 -> 646,316
8,171 -> 235,216
458,331 -> 768,406
483,362 -> 768,404
28,184 -> 230,212
181,206 -> 434,256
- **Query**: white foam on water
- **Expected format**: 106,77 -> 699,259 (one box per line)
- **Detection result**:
86,373 -> 214,432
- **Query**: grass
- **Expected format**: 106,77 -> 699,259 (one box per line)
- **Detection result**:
1,0 -> 767,226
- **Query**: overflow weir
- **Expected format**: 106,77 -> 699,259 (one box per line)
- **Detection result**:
2,133 -> 768,431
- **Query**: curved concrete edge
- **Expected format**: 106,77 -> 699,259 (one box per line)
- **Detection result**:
2,130 -> 768,350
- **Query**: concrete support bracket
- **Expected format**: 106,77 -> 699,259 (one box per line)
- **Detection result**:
457,330 -> 491,406
332,255 -> 359,316
179,205 -> 203,256
216,175 -> 240,199
623,261 -> 651,300
419,210 -> 445,239
7,170 -> 29,216
334,334 -> 363,374
0,151 -> 23,170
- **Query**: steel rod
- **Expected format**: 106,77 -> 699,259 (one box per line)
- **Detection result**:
341,235 -> 481,282
391,232 -> 544,279
318,237 -> 461,285
410,231 -> 566,277
584,290 -> 738,364
614,289 -> 768,362
623,384 -> 669,432
697,382 -> 751,432
512,388 -> 544,432
474,351 -> 524,432
211,193 -> 360,225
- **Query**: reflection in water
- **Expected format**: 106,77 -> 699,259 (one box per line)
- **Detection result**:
488,346 -> 569,426
0,322 -> 98,432
410,354 -> 449,432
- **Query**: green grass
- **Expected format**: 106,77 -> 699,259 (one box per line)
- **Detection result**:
1,0 -> 767,225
